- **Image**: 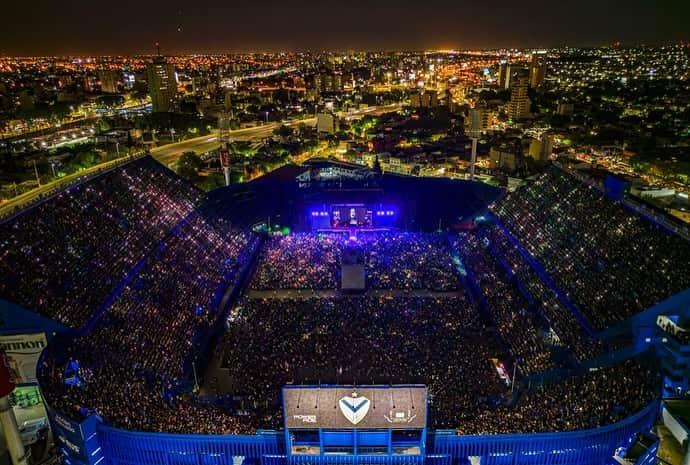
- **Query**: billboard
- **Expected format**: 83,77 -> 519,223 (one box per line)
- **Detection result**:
0,333 -> 47,384
220,149 -> 231,168
283,385 -> 427,429
47,406 -> 88,463
0,350 -> 15,398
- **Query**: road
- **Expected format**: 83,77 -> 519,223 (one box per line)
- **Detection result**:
151,103 -> 402,165
151,120 -> 311,166
151,103 -> 401,166
0,103 -> 402,217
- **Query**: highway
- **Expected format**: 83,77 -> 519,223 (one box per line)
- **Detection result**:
151,103 -> 401,166
151,120 -> 310,166
0,103 -> 402,217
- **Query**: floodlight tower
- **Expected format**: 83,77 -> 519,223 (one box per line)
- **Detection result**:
468,108 -> 481,181
218,113 -> 231,186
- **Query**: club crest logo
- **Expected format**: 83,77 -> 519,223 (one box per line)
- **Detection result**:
339,392 -> 370,425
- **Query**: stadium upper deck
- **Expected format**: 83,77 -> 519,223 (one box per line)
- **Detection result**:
0,157 -> 686,465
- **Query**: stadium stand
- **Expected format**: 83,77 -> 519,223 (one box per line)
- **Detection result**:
454,231 -> 559,376
491,168 -> 690,330
0,157 -> 204,329
2,159 -> 684,465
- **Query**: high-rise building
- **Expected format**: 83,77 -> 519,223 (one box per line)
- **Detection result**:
499,63 -> 530,90
147,58 -> 177,112
99,70 -> 118,94
311,71 -> 344,95
498,62 -> 511,89
529,53 -> 547,88
468,105 -> 493,134
528,133 -> 554,163
507,77 -> 530,121
489,146 -> 519,173
421,91 -> 438,108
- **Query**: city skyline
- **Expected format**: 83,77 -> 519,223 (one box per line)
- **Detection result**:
3,0 -> 690,56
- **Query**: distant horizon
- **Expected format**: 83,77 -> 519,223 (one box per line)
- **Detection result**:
1,42 -> 689,59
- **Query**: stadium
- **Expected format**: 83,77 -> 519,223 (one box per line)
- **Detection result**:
2,155 -> 690,465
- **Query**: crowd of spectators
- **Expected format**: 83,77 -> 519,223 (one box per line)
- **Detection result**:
455,232 -> 558,376
461,359 -> 659,435
359,232 -> 460,290
42,283 -> 658,436
0,157 -> 204,329
491,168 -> 690,330
480,223 -> 605,361
250,232 -> 459,291
250,233 -> 345,289
13,160 -> 665,436
221,295 -> 657,433
41,212 -> 257,434
223,295 -> 508,430
37,218 -> 660,435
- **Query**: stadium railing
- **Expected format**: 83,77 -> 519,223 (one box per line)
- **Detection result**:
88,401 -> 658,465
430,400 -> 659,465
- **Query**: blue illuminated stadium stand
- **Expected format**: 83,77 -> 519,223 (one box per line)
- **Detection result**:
16,160 -> 686,465
46,389 -> 661,465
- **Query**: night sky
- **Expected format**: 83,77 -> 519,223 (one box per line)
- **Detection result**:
2,0 -> 690,55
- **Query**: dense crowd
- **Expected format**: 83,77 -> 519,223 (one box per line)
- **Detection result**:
42,284 -> 658,435
223,295 -> 508,429
480,223 -> 605,361
0,157 -> 204,329
250,232 -> 460,291
492,168 -> 690,330
455,232 -> 558,376
359,232 -> 460,290
37,221 -> 660,434
220,295 -> 657,433
41,212 -> 257,434
10,159 -> 666,436
462,359 -> 659,435
250,233 -> 345,289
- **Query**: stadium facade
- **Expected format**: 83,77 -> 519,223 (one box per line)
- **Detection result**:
1,156 -> 690,465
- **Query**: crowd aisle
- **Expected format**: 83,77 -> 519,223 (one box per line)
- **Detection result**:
455,232 -> 558,376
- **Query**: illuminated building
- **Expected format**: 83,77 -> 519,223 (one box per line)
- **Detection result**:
528,133 -> 554,163
317,112 -> 338,134
498,62 -> 511,89
146,58 -> 177,112
409,90 -> 439,108
507,77 -> 530,120
99,70 -> 118,94
529,52 -> 547,88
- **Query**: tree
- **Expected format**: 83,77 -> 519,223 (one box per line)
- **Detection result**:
273,125 -> 294,138
176,152 -> 204,181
